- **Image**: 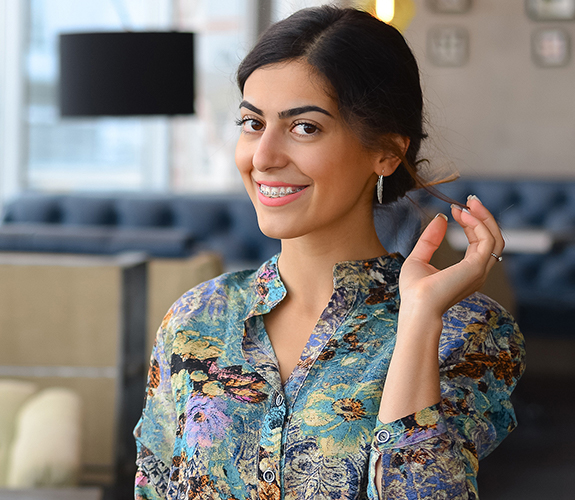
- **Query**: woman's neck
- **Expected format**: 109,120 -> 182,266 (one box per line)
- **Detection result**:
276,227 -> 386,312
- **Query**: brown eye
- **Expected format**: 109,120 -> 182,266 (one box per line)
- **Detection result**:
293,122 -> 319,136
250,120 -> 264,131
303,123 -> 317,134
238,118 -> 264,133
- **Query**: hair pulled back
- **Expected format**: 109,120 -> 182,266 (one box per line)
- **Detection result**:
237,6 -> 427,204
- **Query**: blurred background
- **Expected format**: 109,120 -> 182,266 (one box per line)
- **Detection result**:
0,0 -> 573,499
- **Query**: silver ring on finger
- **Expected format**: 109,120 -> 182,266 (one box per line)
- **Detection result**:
491,252 -> 503,262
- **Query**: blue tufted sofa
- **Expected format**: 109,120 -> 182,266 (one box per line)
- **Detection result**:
0,191 -> 420,265
1,181 -> 574,335
420,179 -> 575,335
0,192 -> 281,264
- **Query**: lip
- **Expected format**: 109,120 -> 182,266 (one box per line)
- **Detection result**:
255,180 -> 309,207
254,180 -> 308,188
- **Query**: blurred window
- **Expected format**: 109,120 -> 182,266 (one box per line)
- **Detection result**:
4,1 -> 319,197
24,0 -> 172,192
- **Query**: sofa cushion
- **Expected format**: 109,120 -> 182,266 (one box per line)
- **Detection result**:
3,195 -> 62,223
60,196 -> 117,225
421,179 -> 575,230
6,387 -> 81,488
115,198 -> 174,227
0,380 -> 38,486
0,224 -> 195,258
172,196 -> 232,238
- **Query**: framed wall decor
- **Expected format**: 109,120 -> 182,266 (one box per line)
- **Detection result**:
526,0 -> 575,21
531,28 -> 571,66
426,0 -> 472,14
427,26 -> 469,66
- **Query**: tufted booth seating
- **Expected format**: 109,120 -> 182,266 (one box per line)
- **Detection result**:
1,182 -> 573,335
0,191 -> 420,266
0,193 -> 281,265
419,179 -> 575,335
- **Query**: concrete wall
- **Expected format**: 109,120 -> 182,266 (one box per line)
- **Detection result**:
402,0 -> 575,179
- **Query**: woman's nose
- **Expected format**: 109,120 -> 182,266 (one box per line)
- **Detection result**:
251,129 -> 288,171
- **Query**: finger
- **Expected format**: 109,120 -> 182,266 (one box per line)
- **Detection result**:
450,207 -> 494,252
465,195 -> 505,254
450,205 -> 497,270
409,213 -> 448,264
455,197 -> 505,274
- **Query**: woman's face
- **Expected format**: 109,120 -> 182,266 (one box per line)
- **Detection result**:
235,59 -> 384,242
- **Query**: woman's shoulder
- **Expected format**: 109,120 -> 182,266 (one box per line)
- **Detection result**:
439,292 -> 524,365
445,292 -> 511,325
183,267 -> 259,299
160,266 -> 262,333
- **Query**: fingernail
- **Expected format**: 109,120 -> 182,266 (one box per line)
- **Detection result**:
451,204 -> 470,214
467,194 -> 482,204
434,213 -> 448,221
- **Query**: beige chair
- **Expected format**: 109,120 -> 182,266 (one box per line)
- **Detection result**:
0,381 -> 81,488
0,380 -> 38,486
0,251 -> 223,489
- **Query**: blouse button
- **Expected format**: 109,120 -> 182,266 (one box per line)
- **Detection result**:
263,469 -> 275,483
275,393 -> 284,407
376,429 -> 391,444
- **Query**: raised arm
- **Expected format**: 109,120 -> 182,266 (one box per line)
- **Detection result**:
372,195 -> 523,498
380,195 -> 505,423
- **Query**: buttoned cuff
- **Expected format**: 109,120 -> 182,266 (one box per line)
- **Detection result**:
372,402 -> 447,451
366,403 -> 448,499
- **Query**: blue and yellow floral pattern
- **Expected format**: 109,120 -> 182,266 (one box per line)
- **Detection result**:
134,253 -> 525,499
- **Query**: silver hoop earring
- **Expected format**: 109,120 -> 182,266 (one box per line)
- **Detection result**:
377,175 -> 385,204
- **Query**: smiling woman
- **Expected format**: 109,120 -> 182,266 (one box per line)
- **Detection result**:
235,59 -> 390,245
134,6 -> 525,500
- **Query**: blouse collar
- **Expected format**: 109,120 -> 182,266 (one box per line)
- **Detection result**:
243,253 -> 404,321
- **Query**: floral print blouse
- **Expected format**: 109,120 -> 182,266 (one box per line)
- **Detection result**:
134,253 -> 525,500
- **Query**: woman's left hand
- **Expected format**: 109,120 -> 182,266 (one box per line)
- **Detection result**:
399,195 -> 505,318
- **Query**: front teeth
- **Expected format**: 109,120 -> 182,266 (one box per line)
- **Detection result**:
259,184 -> 303,198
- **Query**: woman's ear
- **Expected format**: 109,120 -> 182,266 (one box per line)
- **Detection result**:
373,135 -> 410,176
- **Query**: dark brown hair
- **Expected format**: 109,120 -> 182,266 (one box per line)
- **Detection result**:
237,6 -> 428,204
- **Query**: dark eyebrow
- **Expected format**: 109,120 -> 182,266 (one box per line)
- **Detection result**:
279,106 -> 333,119
239,100 -> 263,115
239,101 -> 333,119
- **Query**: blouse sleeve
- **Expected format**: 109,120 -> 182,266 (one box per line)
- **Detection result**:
134,309 -> 178,500
367,293 -> 526,500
